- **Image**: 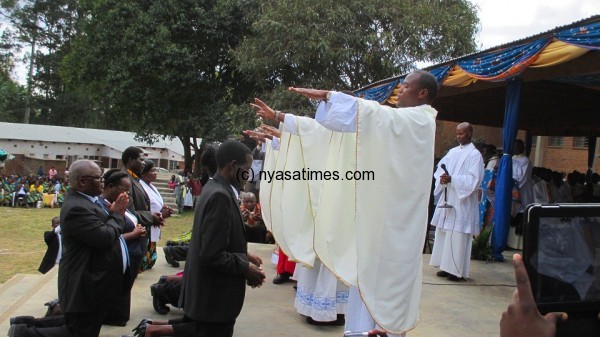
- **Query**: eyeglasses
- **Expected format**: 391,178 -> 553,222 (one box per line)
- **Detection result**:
81,175 -> 104,183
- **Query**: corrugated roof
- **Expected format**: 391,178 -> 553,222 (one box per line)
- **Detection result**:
0,122 -> 189,155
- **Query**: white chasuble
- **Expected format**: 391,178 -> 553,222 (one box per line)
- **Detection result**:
354,100 -> 436,334
259,139 -> 275,232
262,93 -> 437,334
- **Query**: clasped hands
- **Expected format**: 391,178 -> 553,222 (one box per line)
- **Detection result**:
245,252 -> 266,288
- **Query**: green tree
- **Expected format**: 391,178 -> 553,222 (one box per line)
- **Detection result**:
234,0 -> 479,92
0,29 -> 27,122
0,0 -> 87,125
62,0 -> 260,173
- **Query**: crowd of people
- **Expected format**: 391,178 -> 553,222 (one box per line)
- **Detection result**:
6,69 -> 600,337
1,170 -> 69,208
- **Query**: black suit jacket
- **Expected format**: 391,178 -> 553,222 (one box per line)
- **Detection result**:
38,230 -> 59,274
58,189 -> 125,313
181,174 -> 249,322
123,169 -> 153,255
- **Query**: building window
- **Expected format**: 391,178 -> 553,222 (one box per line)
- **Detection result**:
572,137 -> 589,149
549,136 -> 564,147
56,155 -> 64,160
168,160 -> 179,171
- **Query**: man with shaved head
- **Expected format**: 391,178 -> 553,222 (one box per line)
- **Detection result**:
10,160 -> 129,337
429,122 -> 484,281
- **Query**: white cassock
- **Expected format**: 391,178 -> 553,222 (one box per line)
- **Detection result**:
512,154 -> 534,214
532,179 -> 550,204
430,143 -> 484,278
260,92 -> 437,335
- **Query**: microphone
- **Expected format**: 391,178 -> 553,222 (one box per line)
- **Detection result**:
440,163 -> 449,175
438,163 -> 453,208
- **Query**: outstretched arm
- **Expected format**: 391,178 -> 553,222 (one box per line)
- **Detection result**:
288,87 -> 330,101
251,98 -> 282,123
243,130 -> 272,141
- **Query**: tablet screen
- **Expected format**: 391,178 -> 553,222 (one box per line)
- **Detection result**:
530,215 -> 600,304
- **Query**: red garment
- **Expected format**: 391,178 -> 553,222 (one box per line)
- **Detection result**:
240,203 -> 263,227
190,180 -> 202,196
276,248 -> 296,275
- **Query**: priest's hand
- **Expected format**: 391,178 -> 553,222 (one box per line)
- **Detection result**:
258,124 -> 281,138
500,254 -> 567,337
251,98 -> 277,121
243,130 -> 271,141
288,87 -> 330,101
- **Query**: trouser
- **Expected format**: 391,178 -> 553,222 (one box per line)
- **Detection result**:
154,279 -> 182,307
20,312 -> 105,337
164,245 -> 189,262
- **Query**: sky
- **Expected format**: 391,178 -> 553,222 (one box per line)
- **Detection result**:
470,0 -> 600,50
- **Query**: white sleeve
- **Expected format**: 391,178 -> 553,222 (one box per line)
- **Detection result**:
282,114 -> 298,135
315,92 -> 358,132
271,137 -> 280,150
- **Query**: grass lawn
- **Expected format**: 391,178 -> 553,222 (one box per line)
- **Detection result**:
0,207 -> 195,284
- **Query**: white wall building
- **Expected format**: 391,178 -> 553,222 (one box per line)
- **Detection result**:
0,122 -> 194,176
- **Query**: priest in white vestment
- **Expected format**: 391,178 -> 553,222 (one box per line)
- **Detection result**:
430,122 -> 484,281
251,70 -> 439,336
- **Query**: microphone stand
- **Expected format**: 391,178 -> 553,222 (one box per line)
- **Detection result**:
439,184 -> 453,208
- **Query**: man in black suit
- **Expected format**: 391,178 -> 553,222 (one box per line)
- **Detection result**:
10,159 -> 129,337
121,146 -> 164,270
38,216 -> 61,274
180,140 -> 266,337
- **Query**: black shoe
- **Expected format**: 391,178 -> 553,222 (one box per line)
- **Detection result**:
44,299 -> 61,317
9,316 -> 35,326
447,274 -> 463,282
8,323 -> 27,337
436,270 -> 449,277
273,272 -> 291,284
151,284 -> 170,315
163,247 -> 180,268
131,318 -> 151,337
306,315 -> 345,326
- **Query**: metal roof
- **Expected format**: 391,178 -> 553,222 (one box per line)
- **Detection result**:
0,122 -> 188,155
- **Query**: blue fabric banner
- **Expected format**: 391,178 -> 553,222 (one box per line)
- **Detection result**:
355,79 -> 401,104
458,38 -> 549,81
556,20 -> 600,49
491,78 -> 522,261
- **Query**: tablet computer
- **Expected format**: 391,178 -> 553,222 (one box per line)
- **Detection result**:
523,203 -> 600,315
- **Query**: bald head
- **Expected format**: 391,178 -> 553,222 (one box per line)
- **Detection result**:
456,122 -> 473,145
69,160 -> 102,194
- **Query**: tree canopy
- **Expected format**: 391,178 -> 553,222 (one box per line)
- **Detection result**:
1,0 -> 480,173
234,0 -> 479,91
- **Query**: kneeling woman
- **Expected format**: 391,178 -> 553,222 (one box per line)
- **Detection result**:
101,169 -> 147,326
